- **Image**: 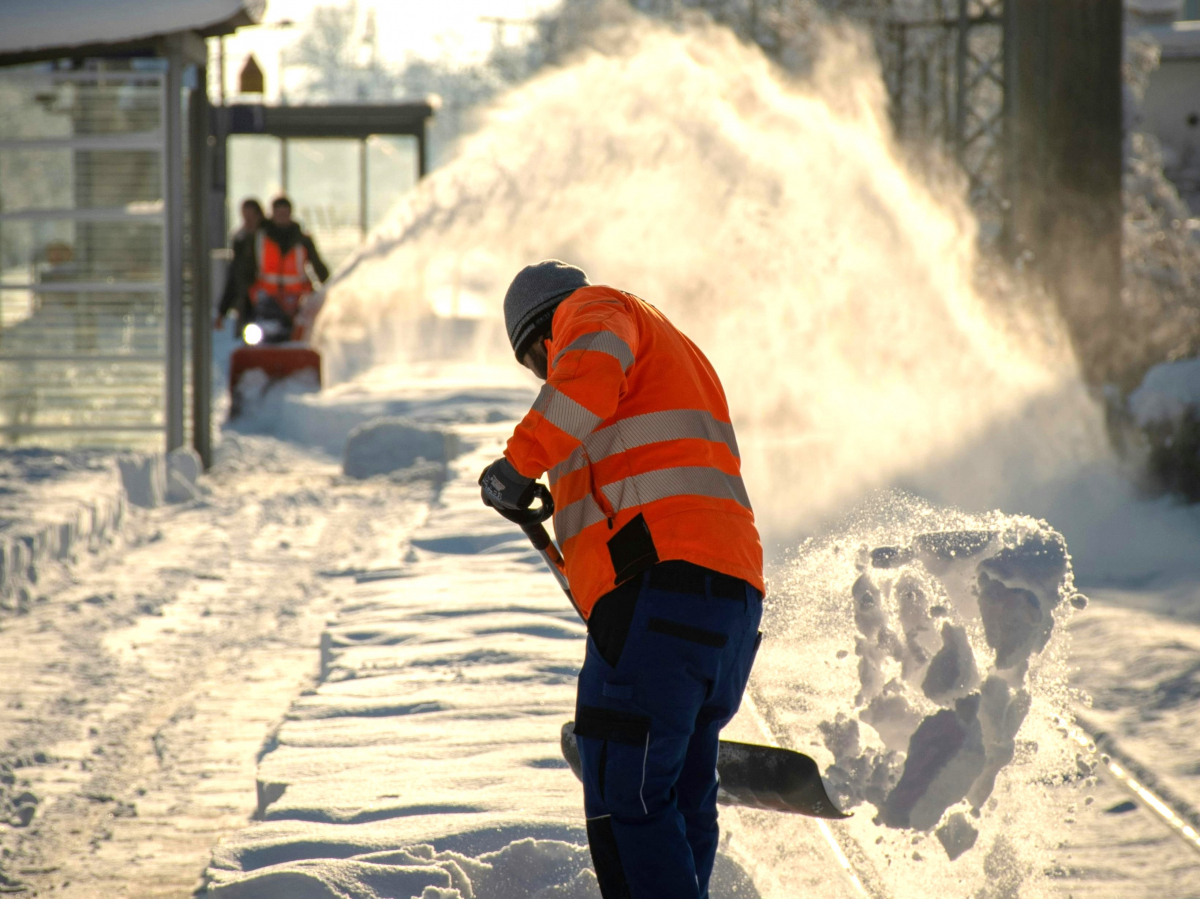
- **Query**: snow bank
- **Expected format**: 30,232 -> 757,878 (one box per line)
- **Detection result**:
1129,356 -> 1200,428
0,449 -> 126,612
343,419 -> 460,480
227,362 -> 535,460
1126,357 -> 1200,502
211,836 -> 598,899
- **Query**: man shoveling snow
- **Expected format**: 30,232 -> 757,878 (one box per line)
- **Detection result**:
479,260 -> 765,899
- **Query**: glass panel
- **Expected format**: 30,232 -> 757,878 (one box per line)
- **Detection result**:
286,138 -> 361,269
0,68 -> 167,449
365,135 -> 418,231
0,75 -> 162,141
0,220 -> 164,283
0,354 -> 165,447
0,288 -> 164,354
226,134 -> 282,236
0,148 -> 161,212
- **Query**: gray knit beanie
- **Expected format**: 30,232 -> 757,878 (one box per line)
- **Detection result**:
503,260 -> 590,360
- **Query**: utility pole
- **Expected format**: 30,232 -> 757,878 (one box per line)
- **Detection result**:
1007,0 -> 1124,383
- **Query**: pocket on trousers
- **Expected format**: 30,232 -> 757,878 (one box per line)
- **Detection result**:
647,617 -> 728,648
575,705 -> 651,746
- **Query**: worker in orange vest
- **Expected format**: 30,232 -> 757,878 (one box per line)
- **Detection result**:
247,196 -> 329,342
480,261 -> 765,899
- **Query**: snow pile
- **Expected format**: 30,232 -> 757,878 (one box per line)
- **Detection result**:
166,448 -> 203,503
343,418 -> 460,480
116,455 -> 165,509
1127,356 -> 1200,501
1129,356 -> 1200,428
227,362 -> 534,459
211,837 -> 599,899
116,448 -> 204,508
0,449 -> 126,612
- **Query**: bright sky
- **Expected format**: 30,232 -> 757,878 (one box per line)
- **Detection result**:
216,0 -> 560,102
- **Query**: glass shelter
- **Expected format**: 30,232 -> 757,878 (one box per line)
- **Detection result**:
0,4 -> 262,464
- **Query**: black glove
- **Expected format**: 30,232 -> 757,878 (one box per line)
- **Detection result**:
479,457 -> 537,511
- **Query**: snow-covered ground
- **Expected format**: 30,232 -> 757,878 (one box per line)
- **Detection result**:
3,11 -> 1200,899
2,357 -> 1199,897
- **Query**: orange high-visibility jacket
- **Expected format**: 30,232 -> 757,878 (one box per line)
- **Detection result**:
252,231 -> 312,313
505,285 -> 764,618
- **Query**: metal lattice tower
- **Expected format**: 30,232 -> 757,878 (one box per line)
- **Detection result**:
879,0 -> 1008,240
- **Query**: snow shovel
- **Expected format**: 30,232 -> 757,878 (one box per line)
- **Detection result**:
493,484 -> 850,820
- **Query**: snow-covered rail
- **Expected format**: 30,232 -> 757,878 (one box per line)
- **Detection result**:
1066,714 -> 1200,858
741,689 -> 885,899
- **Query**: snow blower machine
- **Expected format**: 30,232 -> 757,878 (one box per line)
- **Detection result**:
228,291 -> 324,419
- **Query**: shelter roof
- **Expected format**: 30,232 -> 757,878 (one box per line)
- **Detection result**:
0,0 -> 264,65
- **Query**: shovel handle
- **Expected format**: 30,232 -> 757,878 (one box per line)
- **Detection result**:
488,484 -> 583,620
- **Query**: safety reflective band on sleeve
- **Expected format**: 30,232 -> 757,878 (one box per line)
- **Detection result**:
553,465 -> 753,543
532,384 -> 604,441
547,409 -> 740,485
552,331 -> 635,372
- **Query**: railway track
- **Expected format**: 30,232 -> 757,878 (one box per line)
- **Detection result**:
1065,713 -> 1200,858
738,685 -> 1200,899
740,690 -> 885,899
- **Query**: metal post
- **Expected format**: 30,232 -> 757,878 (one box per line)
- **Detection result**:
211,102 -> 229,252
281,136 -> 289,194
218,36 -> 226,107
955,0 -> 970,162
1002,0 -> 1018,254
190,68 -> 213,468
417,127 -> 427,179
940,29 -> 951,145
1008,0 -> 1123,383
164,39 -> 186,452
919,54 -> 930,139
895,24 -> 907,141
360,137 -> 369,236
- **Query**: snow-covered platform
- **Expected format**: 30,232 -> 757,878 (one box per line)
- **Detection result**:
201,434 -> 605,896
0,449 -> 127,612
204,428 -> 768,898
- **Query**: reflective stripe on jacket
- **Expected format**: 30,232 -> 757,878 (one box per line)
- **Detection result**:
504,285 -> 764,618
253,231 -> 311,312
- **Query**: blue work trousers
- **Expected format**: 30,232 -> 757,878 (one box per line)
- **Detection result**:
575,562 -> 763,899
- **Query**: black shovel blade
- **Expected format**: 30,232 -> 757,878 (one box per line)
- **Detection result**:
715,739 -> 850,818
560,722 -> 850,820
